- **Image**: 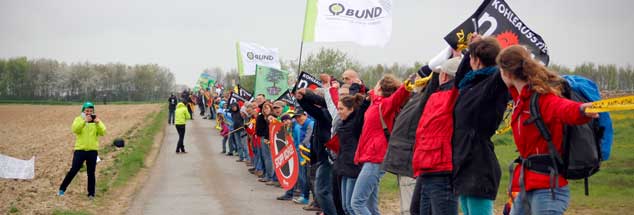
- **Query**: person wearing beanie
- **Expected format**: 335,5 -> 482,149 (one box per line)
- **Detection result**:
58,102 -> 106,200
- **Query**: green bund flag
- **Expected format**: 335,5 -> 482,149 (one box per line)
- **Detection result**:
255,65 -> 289,100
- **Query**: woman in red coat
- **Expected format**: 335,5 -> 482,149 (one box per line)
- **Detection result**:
352,74 -> 413,215
497,45 -> 598,215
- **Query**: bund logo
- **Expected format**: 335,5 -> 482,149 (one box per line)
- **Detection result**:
329,3 -> 345,16
246,52 -> 255,60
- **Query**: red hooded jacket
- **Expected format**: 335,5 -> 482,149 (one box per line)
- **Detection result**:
412,83 -> 458,176
354,85 -> 410,164
510,86 -> 591,192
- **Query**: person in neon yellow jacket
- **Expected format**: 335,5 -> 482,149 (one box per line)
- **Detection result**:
175,102 -> 191,153
58,102 -> 106,199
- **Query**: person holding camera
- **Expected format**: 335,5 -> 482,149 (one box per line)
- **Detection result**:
58,102 -> 106,200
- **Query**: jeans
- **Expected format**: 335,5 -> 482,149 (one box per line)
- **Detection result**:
229,132 -> 237,154
232,131 -> 245,160
459,195 -> 494,215
209,106 -> 215,119
351,163 -> 385,215
341,176 -> 358,215
168,110 -> 175,124
175,125 -> 186,152
419,175 -> 457,215
315,161 -> 337,215
59,150 -> 98,196
221,136 -> 228,153
261,138 -> 277,181
254,144 -> 264,171
299,164 -> 310,199
510,186 -> 570,215
240,132 -> 250,161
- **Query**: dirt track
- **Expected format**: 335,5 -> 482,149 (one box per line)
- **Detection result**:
127,116 -> 314,215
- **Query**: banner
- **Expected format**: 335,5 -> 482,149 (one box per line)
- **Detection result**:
229,92 -> 248,108
586,95 -> 634,113
303,0 -> 393,47
237,42 -> 281,76
255,65 -> 289,100
237,85 -> 253,101
292,71 -> 323,93
0,154 -> 34,179
268,120 -> 300,190
444,0 -> 550,65
276,89 -> 299,107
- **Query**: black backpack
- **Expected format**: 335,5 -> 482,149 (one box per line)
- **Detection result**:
522,82 -> 604,195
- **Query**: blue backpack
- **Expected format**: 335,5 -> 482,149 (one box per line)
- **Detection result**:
563,75 -> 614,160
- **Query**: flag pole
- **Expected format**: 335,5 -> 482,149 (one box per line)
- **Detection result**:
297,41 -> 304,73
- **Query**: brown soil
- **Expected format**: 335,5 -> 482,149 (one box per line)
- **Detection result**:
0,104 -> 160,214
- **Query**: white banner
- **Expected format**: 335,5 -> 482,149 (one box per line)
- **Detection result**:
303,0 -> 393,47
237,42 -> 281,76
0,154 -> 35,179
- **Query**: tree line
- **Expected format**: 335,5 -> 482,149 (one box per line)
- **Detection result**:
233,48 -> 634,95
0,57 -> 175,102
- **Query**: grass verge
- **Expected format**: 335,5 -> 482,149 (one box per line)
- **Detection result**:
0,100 -> 163,105
96,107 -> 167,193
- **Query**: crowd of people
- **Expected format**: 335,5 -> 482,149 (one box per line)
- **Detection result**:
163,35 -> 599,215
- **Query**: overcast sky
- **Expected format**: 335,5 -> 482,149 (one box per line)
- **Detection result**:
1,0 -> 633,86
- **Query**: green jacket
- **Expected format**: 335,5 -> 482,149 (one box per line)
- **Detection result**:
71,116 -> 106,151
175,102 -> 191,125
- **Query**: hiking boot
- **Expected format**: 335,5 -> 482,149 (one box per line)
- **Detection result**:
57,190 -> 65,197
276,194 -> 293,201
293,197 -> 309,205
265,181 -> 276,186
236,159 -> 244,162
88,195 -> 95,201
226,153 -> 233,156
255,171 -> 264,177
273,182 -> 281,187
258,178 -> 269,183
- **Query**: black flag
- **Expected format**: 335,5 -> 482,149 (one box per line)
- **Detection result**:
276,89 -> 299,107
292,71 -> 323,93
444,0 -> 550,65
237,85 -> 253,101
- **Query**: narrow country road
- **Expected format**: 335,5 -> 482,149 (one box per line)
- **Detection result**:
127,115 -> 314,215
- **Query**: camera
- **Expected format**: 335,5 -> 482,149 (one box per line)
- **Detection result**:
90,114 -> 96,123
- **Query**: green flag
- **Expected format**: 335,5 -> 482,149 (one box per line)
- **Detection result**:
255,65 -> 289,100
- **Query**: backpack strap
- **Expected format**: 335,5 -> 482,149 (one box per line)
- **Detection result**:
378,104 -> 390,140
524,93 -> 562,200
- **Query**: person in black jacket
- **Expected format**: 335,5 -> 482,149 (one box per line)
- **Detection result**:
296,88 -> 337,215
256,102 -> 275,183
229,103 -> 246,162
451,36 -> 510,215
335,94 -> 369,215
168,93 -> 178,124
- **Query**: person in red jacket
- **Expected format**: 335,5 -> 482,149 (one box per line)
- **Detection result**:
497,45 -> 598,215
352,74 -> 413,215
411,56 -> 462,215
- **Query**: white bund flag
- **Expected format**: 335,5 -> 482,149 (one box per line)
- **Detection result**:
302,0 -> 393,47
236,42 -> 281,76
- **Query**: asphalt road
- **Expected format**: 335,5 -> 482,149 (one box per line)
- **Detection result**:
127,115 -> 315,215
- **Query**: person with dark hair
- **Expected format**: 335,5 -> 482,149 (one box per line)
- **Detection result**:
168,93 -> 177,124
257,102 -> 275,183
451,35 -> 509,215
295,88 -> 336,215
497,45 -> 598,215
352,74 -> 414,215
58,102 -> 106,200
230,103 -> 246,162
335,94 -> 369,215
